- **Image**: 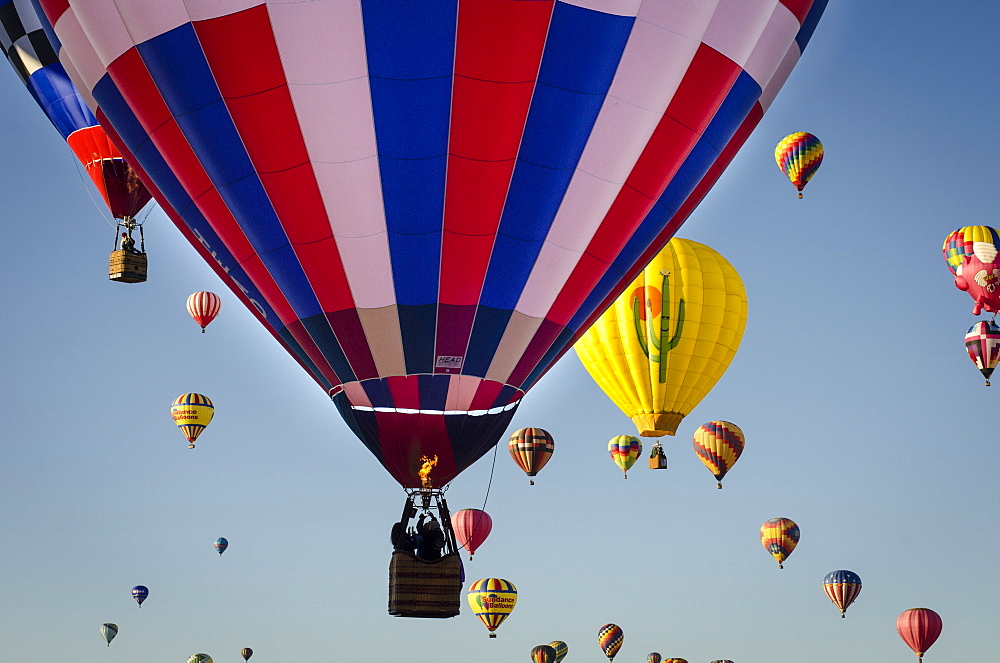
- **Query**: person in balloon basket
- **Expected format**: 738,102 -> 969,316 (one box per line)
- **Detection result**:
120,232 -> 139,253
415,515 -> 444,561
390,520 -> 416,555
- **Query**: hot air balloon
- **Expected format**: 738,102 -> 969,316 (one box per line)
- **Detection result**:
241,648 -> 253,661
823,570 -> 861,618
170,393 -> 215,449
35,0 -> 827,492
452,508 -> 492,560
549,641 -> 568,663
531,644 -> 557,663
943,226 -> 1000,315
468,578 -> 517,638
964,321 -> 1000,386
100,623 -> 118,647
576,239 -> 747,440
187,292 -> 222,333
508,428 -> 554,485
710,660 -> 735,663
664,659 -> 688,663
214,537 -> 229,556
897,608 -> 942,662
188,655 -> 213,663
760,517 -> 799,569
131,585 -> 148,607
692,421 -> 745,489
775,131 -> 823,198
598,623 -> 624,661
648,654 -> 662,663
609,435 -> 642,478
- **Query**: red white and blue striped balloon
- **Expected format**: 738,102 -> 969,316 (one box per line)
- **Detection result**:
38,0 -> 826,488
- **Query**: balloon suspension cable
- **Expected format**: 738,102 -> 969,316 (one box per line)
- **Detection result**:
70,150 -> 118,230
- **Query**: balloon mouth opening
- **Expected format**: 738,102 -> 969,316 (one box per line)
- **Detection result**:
631,412 -> 682,437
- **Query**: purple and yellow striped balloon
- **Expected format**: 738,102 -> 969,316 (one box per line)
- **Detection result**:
598,623 -> 624,661
775,131 -> 823,198
608,435 -> 641,479
760,517 -> 799,569
693,421 -> 745,489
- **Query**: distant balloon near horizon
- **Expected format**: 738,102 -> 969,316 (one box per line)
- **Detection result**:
530,644 -> 557,663
897,608 -> 942,662
214,537 -> 228,556
100,623 -> 117,647
508,428 -> 554,485
548,641 -> 568,663
598,623 -> 624,661
187,655 -> 213,663
187,292 -> 222,333
775,131 -> 824,198
131,585 -> 148,607
647,654 -> 661,663
170,393 -> 215,449
823,570 -> 862,618
964,321 -> 1000,386
760,517 -> 799,569
710,660 -> 736,663
663,659 -> 688,663
241,647 -> 253,661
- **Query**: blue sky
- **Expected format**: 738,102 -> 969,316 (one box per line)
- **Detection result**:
0,2 -> 996,662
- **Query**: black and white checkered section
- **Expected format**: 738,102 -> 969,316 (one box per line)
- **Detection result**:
1,0 -> 58,83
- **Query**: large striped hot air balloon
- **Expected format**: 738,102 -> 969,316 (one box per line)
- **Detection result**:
823,570 -> 862,618
608,435 -> 642,479
692,420 -> 745,489
187,292 -> 222,333
897,608 -> 942,662
775,131 -> 823,198
964,321 -> 1000,386
468,578 -> 517,638
576,239 -> 747,440
760,517 -> 799,569
598,623 -> 624,662
508,428 -> 554,485
35,0 -> 826,489
170,393 -> 215,449
452,508 -> 492,560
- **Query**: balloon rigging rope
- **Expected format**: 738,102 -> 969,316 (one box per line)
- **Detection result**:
69,151 -> 117,231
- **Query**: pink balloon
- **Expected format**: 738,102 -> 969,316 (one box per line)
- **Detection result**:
896,608 -> 942,661
452,509 -> 492,560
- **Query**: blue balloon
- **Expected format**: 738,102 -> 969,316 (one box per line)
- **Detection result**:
131,585 -> 149,607
214,537 -> 228,556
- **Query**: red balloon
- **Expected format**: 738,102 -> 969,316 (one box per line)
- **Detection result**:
452,508 -> 492,560
896,608 -> 942,662
954,254 -> 1000,316
186,292 -> 222,332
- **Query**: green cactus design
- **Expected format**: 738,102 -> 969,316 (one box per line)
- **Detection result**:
631,271 -> 685,383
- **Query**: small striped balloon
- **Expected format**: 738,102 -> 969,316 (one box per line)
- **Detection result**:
508,428 -> 554,485
530,644 -> 557,663
647,654 -> 661,663
608,435 -> 642,478
823,570 -> 862,617
468,578 -> 517,637
186,291 -> 222,332
170,393 -> 215,448
692,421 -> 745,488
548,641 -> 568,663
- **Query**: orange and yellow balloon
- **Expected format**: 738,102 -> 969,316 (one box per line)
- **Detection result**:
775,131 -> 824,198
692,421 -> 745,489
508,428 -> 554,485
467,578 -> 517,638
576,239 -> 747,439
608,435 -> 642,478
760,517 -> 799,569
170,393 -> 215,449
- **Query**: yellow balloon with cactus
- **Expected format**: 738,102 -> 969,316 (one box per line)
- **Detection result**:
575,239 -> 747,438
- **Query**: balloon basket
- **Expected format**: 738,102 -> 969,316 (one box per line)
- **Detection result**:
488,633 -> 496,639
109,249 -> 147,283
388,550 -> 462,618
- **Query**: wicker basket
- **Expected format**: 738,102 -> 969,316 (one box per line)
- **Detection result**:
388,550 -> 462,618
109,250 -> 147,283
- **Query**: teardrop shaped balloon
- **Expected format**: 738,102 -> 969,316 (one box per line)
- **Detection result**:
452,508 -> 492,560
576,239 -> 747,438
0,2 -> 152,222
214,537 -> 229,556
664,659 -> 688,663
548,641 -> 568,663
942,226 -> 1000,276
508,428 -> 554,485
171,393 -> 214,449
241,648 -> 253,661
598,623 -> 624,661
692,421 -> 745,489
760,517 -> 799,569
648,654 -> 662,663
964,321 -> 1000,386
467,578 -> 517,638
100,623 -> 118,646
823,570 -> 862,618
775,131 -> 823,198
531,645 -> 557,663
187,292 -> 222,333
188,655 -> 214,663
608,435 -> 642,478
131,585 -> 148,607
897,608 -> 942,662
36,1 -> 827,490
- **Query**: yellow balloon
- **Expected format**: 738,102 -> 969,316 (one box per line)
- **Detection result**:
467,578 -> 517,638
170,393 -> 215,449
575,239 -> 747,437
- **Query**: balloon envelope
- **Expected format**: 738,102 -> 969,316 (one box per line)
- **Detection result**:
598,623 -> 624,661
760,517 -> 799,568
131,585 -> 148,606
214,537 -> 229,555
531,645 -> 557,663
576,239 -> 747,437
187,292 -> 222,332
775,131 -> 823,197
664,659 -> 688,663
608,435 -> 642,478
548,641 -> 568,663
452,508 -> 492,558
648,654 -> 662,663
188,655 -> 213,663
692,420 -> 745,488
823,569 -> 861,617
468,578 -> 517,636
508,428 -> 554,482
942,226 -> 1000,275
897,608 -> 942,661
241,648 -> 253,661
170,393 -> 214,448
965,321 -> 1000,385
100,623 -> 118,646
37,0 -> 827,489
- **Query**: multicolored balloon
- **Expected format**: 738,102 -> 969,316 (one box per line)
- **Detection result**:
760,517 -> 799,569
692,421 -> 745,489
943,226 -> 1000,315
241,648 -> 253,662
598,623 -> 624,661
897,608 -> 942,662
942,226 -> 1000,275
823,570 -> 862,618
214,537 -> 229,556
131,585 -> 148,607
508,428 -> 554,485
188,655 -> 213,663
170,393 -> 215,449
100,623 -> 118,647
710,660 -> 735,663
664,659 -> 688,663
576,239 -> 747,438
648,654 -> 662,663
531,644 -> 557,663
468,578 -> 517,638
35,0 -> 827,490
548,641 -> 568,663
964,321 -> 1000,386
452,508 -> 492,560
187,292 -> 222,333
775,131 -> 824,198
608,435 -> 642,478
